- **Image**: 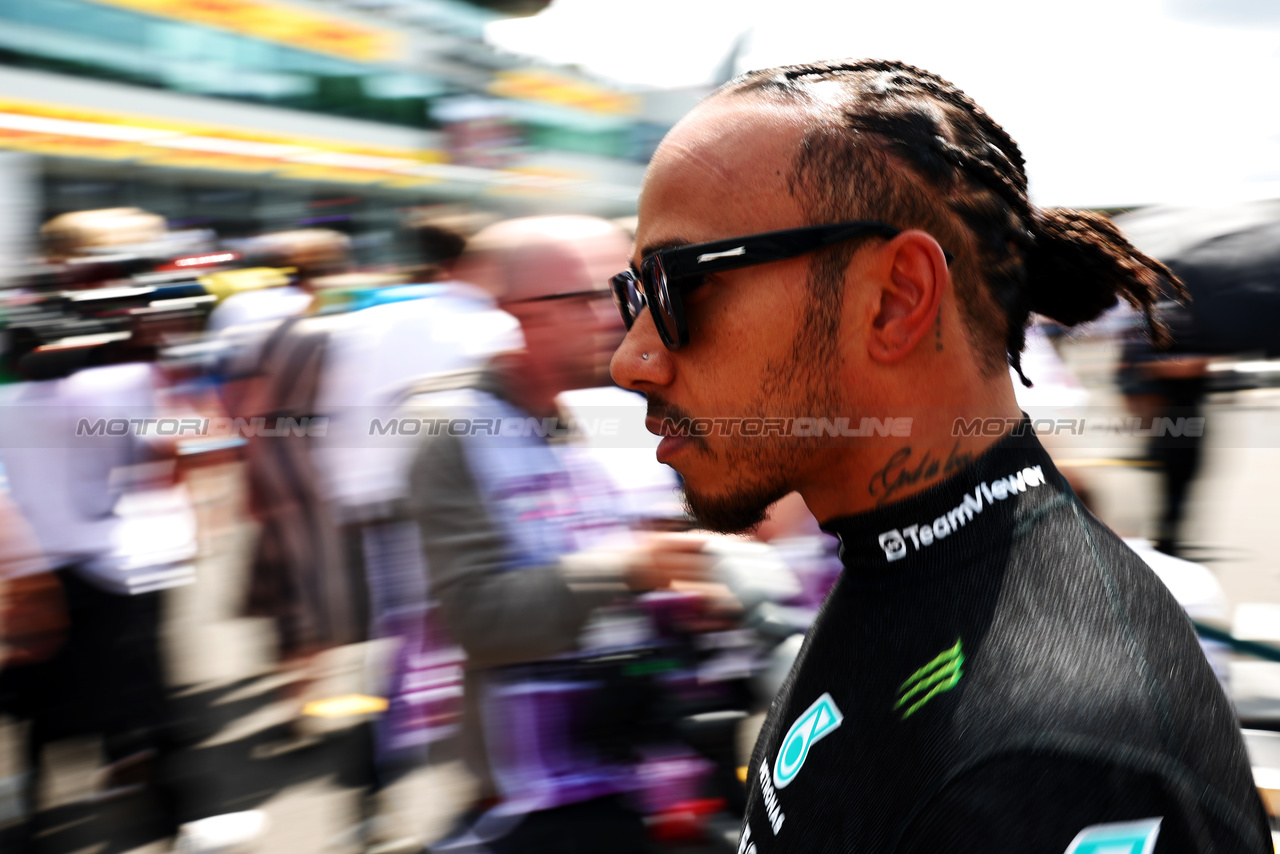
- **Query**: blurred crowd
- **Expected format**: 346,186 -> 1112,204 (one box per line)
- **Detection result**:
0,204 -> 846,853
0,200 -> 1276,853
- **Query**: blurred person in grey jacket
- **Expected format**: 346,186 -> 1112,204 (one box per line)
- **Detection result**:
407,217 -> 715,854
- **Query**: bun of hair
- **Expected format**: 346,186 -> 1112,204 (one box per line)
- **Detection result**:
1025,207 -> 1185,347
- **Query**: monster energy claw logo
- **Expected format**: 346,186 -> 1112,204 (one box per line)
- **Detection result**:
896,639 -> 964,719
773,692 -> 844,790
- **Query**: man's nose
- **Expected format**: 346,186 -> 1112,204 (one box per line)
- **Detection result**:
610,309 -> 671,390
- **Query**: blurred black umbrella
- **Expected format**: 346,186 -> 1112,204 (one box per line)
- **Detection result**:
1116,202 -> 1280,356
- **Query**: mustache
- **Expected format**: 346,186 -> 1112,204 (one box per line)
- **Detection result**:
645,395 -> 694,427
645,395 -> 711,450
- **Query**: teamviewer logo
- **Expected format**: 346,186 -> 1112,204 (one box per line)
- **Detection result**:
879,529 -> 907,562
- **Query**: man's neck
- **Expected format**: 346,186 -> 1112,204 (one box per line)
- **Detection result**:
799,399 -> 1025,524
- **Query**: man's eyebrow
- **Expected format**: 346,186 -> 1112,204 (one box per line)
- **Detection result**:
638,237 -> 693,259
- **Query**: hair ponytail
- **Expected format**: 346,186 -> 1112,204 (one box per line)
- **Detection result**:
1023,208 -> 1185,347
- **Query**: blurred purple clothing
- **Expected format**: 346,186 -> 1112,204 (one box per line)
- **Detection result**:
407,374 -> 716,820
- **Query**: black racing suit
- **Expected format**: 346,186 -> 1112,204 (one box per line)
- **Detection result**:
739,427 -> 1268,853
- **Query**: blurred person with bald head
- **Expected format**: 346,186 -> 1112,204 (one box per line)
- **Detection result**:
407,217 -> 709,854
452,215 -> 630,396
307,214 -> 521,836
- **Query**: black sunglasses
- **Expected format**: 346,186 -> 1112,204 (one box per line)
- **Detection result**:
611,220 -> 949,350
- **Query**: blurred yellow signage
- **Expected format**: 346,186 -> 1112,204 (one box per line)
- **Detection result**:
0,97 -> 594,196
489,69 -> 638,116
0,97 -> 445,186
89,0 -> 401,63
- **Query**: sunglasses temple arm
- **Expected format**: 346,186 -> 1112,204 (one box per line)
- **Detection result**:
665,223 -> 902,277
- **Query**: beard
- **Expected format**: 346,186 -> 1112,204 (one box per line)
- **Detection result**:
681,473 -> 791,535
653,287 -> 846,534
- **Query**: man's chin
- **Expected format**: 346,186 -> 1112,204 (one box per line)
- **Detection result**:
682,483 -> 783,535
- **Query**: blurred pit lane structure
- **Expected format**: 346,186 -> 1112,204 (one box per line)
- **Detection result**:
0,0 -> 716,277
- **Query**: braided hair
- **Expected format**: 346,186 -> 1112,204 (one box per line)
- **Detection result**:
719,59 -> 1183,384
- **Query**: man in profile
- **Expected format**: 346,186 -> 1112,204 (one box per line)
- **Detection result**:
610,60 -> 1269,852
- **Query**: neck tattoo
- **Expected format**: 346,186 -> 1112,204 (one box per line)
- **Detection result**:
868,441 -> 975,507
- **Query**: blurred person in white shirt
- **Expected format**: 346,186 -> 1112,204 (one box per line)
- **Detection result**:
0,354 -> 196,841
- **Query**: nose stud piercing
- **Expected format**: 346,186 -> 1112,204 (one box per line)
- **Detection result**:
641,352 -> 650,361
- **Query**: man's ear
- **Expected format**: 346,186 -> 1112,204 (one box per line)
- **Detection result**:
866,230 -> 948,363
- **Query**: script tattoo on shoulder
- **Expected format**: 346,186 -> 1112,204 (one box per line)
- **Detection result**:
869,441 -> 975,506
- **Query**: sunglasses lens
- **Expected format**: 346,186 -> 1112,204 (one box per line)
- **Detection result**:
610,271 -> 643,329
647,257 -> 682,347
614,260 -> 684,349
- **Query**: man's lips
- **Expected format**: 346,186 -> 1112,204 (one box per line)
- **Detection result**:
645,415 -> 678,437
645,414 -> 694,465
656,434 -> 692,465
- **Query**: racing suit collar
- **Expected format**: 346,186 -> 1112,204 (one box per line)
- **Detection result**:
820,419 -> 1066,573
